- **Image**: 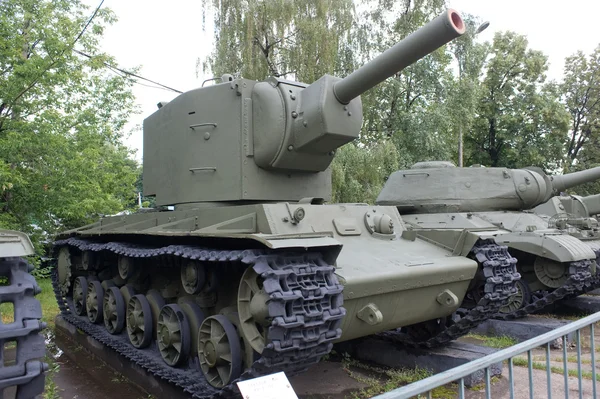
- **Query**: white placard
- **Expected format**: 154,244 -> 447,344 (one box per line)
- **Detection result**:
236,372 -> 298,399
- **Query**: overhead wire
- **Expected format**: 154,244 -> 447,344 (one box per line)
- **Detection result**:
6,0 -> 108,107
6,0 -> 183,112
73,49 -> 183,93
72,0 -> 105,46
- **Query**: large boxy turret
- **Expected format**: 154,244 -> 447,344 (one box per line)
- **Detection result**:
376,164 -> 600,213
143,10 -> 465,207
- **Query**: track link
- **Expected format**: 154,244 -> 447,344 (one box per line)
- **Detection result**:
494,258 -> 593,321
52,237 -> 345,398
380,239 -> 520,348
0,257 -> 47,399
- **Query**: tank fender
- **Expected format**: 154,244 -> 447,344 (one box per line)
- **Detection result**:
493,232 -> 596,262
253,234 -> 342,265
410,228 -> 503,256
0,229 -> 35,257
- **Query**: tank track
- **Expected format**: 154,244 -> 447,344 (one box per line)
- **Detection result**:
0,257 -> 48,399
584,248 -> 600,292
52,237 -> 345,399
379,239 -> 520,348
493,258 -> 593,321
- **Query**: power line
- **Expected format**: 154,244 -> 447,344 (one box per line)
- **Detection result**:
72,0 -> 105,46
6,0 -> 108,109
73,49 -> 183,93
102,62 -> 177,92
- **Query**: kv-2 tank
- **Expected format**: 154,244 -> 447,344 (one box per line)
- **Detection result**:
377,162 -> 600,318
52,10 -> 518,394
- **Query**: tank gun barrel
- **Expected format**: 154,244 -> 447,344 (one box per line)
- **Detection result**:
550,166 -> 600,193
333,9 -> 466,104
582,193 -> 600,216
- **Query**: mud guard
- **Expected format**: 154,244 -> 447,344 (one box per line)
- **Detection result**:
492,232 -> 596,262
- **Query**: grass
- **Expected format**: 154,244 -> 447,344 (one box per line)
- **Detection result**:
0,278 -> 61,399
341,355 -> 456,399
512,357 -> 600,381
554,355 -> 592,365
0,278 -> 59,327
464,334 -> 518,349
43,352 -> 61,399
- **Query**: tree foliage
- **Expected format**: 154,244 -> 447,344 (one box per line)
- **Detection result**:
465,32 -> 569,169
331,141 -> 399,204
562,45 -> 600,168
357,0 -> 457,167
201,0 -> 355,82
0,0 -> 138,242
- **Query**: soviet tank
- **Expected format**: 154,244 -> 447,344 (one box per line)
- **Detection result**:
0,230 -> 47,398
536,193 -> 600,220
377,163 -> 600,319
51,10 -> 518,395
535,193 -> 600,283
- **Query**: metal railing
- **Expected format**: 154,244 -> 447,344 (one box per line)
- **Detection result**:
372,311 -> 600,399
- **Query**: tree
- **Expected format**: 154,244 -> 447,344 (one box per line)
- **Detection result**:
331,141 -> 399,204
446,15 -> 489,166
201,0 -> 355,82
356,0 -> 459,167
562,45 -> 600,169
0,0 -> 139,243
465,32 -> 569,168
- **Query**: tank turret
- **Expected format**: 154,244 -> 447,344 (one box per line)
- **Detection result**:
376,164 -> 600,213
143,10 -> 466,207
536,193 -> 600,219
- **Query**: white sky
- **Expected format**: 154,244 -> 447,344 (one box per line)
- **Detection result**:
94,0 -> 600,161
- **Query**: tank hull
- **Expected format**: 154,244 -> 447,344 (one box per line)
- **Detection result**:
57,204 -> 477,340
55,203 -> 514,391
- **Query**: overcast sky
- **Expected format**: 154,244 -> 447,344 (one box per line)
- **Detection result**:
93,0 -> 600,161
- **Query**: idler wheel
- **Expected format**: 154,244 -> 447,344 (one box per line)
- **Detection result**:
72,276 -> 88,316
157,304 -> 191,367
180,260 -> 206,295
86,280 -> 104,324
238,267 -> 270,353
126,294 -> 153,348
534,257 -> 568,288
498,279 -> 532,314
103,286 -> 126,334
198,315 -> 243,388
57,247 -> 73,296
146,289 -> 166,339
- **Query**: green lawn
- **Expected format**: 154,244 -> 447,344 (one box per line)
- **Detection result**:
0,278 -> 61,399
0,278 -> 59,326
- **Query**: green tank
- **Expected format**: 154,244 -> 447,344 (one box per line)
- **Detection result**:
534,193 -> 600,273
0,230 -> 47,397
536,193 -> 600,220
52,10 -> 518,394
377,163 -> 600,318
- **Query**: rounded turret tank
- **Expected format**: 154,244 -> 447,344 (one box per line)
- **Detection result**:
536,193 -> 600,220
377,163 -> 600,318
534,192 -> 600,281
0,230 -> 47,398
52,10 -> 519,395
